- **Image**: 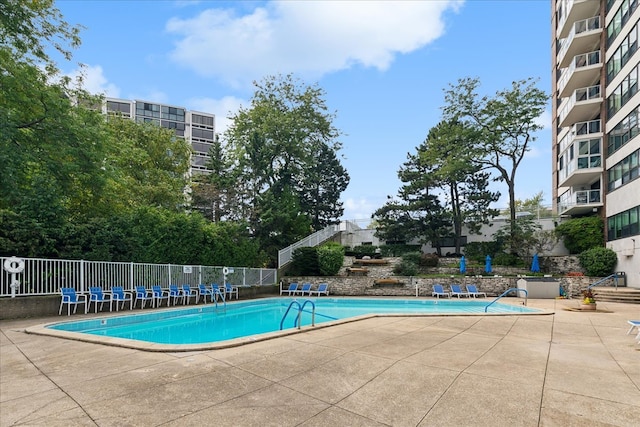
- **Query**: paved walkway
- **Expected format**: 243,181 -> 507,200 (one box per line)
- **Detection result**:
1,299 -> 639,426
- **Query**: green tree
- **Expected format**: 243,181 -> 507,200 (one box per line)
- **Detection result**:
374,149 -> 451,255
102,116 -> 191,213
443,77 -> 548,251
298,142 -> 350,230
419,120 -> 499,254
225,74 -> 347,239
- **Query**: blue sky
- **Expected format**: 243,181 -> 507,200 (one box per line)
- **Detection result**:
53,0 -> 552,222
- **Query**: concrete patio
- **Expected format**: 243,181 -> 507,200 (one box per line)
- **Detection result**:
1,298 -> 639,426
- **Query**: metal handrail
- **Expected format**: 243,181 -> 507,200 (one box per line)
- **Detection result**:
296,300 -> 316,329
587,272 -> 622,291
280,300 -> 302,330
213,287 -> 226,309
484,288 -> 528,313
279,299 -> 316,330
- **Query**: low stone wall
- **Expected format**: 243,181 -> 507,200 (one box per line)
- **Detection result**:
285,276 -> 600,298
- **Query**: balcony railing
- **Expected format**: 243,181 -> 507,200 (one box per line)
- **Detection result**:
558,84 -> 601,125
558,189 -> 602,213
558,50 -> 601,94
572,119 -> 601,136
557,16 -> 601,61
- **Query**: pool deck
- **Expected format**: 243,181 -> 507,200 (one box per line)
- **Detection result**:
1,298 -> 639,426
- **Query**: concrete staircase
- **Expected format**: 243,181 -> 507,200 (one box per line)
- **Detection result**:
592,286 -> 640,304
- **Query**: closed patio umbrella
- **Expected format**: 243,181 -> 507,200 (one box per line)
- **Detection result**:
459,256 -> 466,273
485,255 -> 492,273
531,253 -> 540,273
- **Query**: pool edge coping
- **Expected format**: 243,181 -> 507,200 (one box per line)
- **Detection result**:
25,307 -> 554,352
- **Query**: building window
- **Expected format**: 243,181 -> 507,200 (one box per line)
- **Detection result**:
192,114 -> 214,127
608,148 -> 640,192
608,105 -> 640,156
606,21 -> 638,83
607,205 -> 640,241
606,0 -> 638,46
607,64 -> 639,118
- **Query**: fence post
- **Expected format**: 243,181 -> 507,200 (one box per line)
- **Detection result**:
80,260 -> 85,293
130,262 -> 134,291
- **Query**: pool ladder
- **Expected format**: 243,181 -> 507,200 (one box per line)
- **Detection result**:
484,288 -> 528,312
280,300 -> 316,330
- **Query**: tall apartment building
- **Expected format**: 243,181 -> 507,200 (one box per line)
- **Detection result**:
103,98 -> 216,175
552,0 -> 639,287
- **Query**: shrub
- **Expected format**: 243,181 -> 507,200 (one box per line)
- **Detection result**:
555,216 -> 604,254
290,247 -> 320,276
350,245 -> 379,259
493,252 -> 525,267
393,260 -> 418,276
401,251 -> 422,265
579,247 -> 617,276
463,241 -> 502,263
317,242 -> 345,276
379,244 -> 421,257
420,253 -> 439,267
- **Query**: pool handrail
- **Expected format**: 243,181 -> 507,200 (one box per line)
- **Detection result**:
484,288 -> 528,313
280,299 -> 316,330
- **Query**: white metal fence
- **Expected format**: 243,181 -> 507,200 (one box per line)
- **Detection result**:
0,256 -> 277,297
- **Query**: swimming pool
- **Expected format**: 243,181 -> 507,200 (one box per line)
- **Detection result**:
31,297 -> 544,351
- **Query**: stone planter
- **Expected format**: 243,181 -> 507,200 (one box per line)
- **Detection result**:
580,303 -> 597,311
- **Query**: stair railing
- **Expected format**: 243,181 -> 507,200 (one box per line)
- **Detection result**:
484,288 -> 528,313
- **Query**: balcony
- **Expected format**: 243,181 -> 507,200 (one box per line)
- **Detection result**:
557,16 -> 601,68
558,189 -> 603,216
558,50 -> 602,97
558,85 -> 602,128
558,157 -> 603,188
571,118 -> 601,138
557,0 -> 601,39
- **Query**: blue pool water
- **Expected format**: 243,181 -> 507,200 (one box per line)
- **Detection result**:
48,297 -> 538,345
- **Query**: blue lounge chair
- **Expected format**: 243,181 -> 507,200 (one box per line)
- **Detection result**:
309,283 -> 329,296
282,283 -> 299,296
59,287 -> 88,315
135,286 -> 155,309
431,284 -> 450,298
466,284 -> 487,298
450,284 -> 470,298
88,286 -> 111,313
297,283 -> 312,296
111,286 -> 133,311
198,284 -> 215,303
181,284 -> 198,305
152,285 -> 170,307
169,284 -> 183,305
211,284 -> 225,301
225,283 -> 239,300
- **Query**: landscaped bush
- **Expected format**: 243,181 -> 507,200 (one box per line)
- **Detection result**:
401,251 -> 422,265
317,242 -> 345,276
555,216 -> 604,254
393,259 -> 418,276
579,247 -> 617,276
420,253 -> 439,267
462,241 -> 502,263
492,252 -> 525,267
289,247 -> 320,276
379,244 -> 421,257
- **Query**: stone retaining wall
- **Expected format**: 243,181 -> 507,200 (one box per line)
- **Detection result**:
285,276 -> 600,298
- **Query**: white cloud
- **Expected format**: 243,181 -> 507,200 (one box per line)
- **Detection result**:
342,197 -> 378,222
67,64 -> 120,98
535,109 -> 552,130
187,95 -> 246,135
166,0 -> 463,86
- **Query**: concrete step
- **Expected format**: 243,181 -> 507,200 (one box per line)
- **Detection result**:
592,286 -> 640,304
